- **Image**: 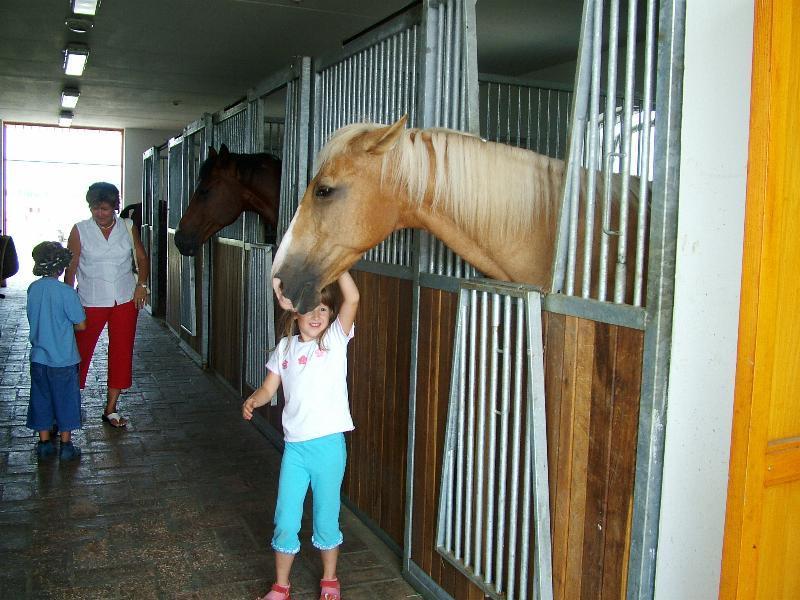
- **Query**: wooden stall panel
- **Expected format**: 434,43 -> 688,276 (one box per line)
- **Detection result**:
210,240 -> 243,390
411,295 -> 643,600
345,270 -> 413,548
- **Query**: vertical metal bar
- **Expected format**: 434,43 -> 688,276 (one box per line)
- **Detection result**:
495,295 -> 512,593
474,289 -> 488,576
627,0 -> 685,597
634,0 -> 658,307
484,294 -> 500,583
527,291 -> 554,600
455,293 -> 468,559
464,287 -> 477,567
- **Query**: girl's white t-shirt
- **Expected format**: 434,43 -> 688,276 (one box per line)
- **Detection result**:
266,318 -> 355,442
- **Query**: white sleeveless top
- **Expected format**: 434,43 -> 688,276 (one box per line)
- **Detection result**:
75,217 -> 136,307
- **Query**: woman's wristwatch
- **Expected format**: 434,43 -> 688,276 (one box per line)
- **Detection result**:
136,282 -> 150,293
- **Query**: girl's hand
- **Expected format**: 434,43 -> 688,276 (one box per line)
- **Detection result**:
242,396 -> 257,420
273,277 -> 295,311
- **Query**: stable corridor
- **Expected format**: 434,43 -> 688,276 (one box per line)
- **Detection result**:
0,281 -> 420,599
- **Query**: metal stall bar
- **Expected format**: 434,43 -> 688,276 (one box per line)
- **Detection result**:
417,0 -> 480,282
244,243 -> 276,395
436,280 -> 553,600
627,0 -> 684,597
141,148 -> 155,314
311,6 -> 420,273
551,0 -> 654,310
275,58 -> 312,244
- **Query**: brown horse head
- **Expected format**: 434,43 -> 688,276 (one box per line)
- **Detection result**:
175,144 -> 281,256
272,117 -> 409,313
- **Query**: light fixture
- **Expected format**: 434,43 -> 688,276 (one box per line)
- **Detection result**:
71,0 -> 100,16
59,110 -> 74,128
61,88 -> 80,109
65,13 -> 94,33
63,44 -> 89,76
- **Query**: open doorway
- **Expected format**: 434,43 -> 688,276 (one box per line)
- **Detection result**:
2,124 -> 122,286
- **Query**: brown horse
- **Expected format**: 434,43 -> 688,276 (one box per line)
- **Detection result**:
174,144 -> 281,256
272,116 -> 644,313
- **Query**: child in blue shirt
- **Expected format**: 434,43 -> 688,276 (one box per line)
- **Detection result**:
26,241 -> 87,461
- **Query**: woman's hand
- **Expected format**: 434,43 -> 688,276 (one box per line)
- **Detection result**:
133,284 -> 148,310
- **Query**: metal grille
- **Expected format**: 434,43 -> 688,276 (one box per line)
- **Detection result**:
167,138 -> 183,229
214,107 -> 248,240
419,0 -> 480,279
245,244 -> 276,395
277,68 -> 311,242
552,0 -> 658,307
312,18 -> 420,268
437,281 -> 552,600
179,254 -> 197,336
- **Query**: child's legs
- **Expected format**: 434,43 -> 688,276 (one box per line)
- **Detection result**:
107,301 -> 137,390
272,442 -> 310,555
75,306 -> 111,389
308,433 -> 347,551
50,365 -> 82,434
27,362 -> 55,435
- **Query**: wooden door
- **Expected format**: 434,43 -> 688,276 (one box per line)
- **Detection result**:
720,1 -> 800,597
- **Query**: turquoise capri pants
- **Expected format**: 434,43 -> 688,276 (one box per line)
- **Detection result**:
271,432 -> 347,554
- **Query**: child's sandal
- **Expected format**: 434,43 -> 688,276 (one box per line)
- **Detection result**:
258,582 -> 290,600
320,578 -> 341,600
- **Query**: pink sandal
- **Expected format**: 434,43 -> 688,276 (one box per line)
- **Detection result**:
258,582 -> 290,600
320,578 -> 341,600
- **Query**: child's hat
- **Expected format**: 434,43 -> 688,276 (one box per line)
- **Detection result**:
32,241 -> 72,276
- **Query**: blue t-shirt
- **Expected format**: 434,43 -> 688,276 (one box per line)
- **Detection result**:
27,277 -> 86,367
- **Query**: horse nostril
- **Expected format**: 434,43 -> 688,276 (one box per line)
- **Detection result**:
174,231 -> 198,256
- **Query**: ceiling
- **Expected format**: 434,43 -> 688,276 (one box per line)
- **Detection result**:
0,1 -> 583,133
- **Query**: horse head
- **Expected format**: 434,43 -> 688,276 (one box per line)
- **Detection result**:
272,116 -> 409,313
175,144 -> 244,255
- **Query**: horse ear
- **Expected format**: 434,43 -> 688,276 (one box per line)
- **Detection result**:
207,146 -> 217,159
219,144 -> 230,159
365,114 -> 407,155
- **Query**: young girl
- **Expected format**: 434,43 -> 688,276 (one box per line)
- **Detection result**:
243,271 -> 359,600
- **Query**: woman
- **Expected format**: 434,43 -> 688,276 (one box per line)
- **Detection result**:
65,182 -> 149,428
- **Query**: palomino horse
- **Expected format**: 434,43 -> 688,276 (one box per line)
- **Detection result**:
272,116 -> 643,313
174,144 -> 281,256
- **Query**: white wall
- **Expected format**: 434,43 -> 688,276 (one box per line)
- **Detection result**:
654,1 -> 754,598
122,128 -> 175,207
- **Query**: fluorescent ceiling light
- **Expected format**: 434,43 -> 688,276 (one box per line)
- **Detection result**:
65,14 -> 94,33
61,88 -> 80,109
64,44 -> 89,76
59,110 -> 74,128
71,0 -> 100,16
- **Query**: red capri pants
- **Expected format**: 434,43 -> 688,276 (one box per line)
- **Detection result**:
75,301 -> 138,390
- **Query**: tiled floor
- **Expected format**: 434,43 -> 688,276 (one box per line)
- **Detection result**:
0,281 -> 421,599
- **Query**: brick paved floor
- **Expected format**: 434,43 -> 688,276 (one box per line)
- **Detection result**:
0,281 -> 421,600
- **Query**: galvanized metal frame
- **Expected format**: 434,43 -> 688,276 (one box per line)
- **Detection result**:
627,0 -> 684,598
436,280 -> 553,600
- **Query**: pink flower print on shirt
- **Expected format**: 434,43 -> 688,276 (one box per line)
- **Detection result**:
281,360 -> 288,369
314,349 -> 327,357
298,355 -> 308,365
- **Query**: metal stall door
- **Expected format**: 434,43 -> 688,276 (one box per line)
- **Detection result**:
141,145 -> 168,317
244,59 -> 311,404
141,148 -> 155,315
542,1 -> 683,599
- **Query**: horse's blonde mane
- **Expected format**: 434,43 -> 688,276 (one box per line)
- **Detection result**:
317,123 -> 563,239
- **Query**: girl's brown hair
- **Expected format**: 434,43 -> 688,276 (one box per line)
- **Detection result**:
276,281 -> 342,352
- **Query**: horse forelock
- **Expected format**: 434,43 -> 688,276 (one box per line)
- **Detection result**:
381,128 -> 562,239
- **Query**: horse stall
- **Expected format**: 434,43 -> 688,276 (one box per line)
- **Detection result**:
150,0 -> 682,598
140,143 -> 168,317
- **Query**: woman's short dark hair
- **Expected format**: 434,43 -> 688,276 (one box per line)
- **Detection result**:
86,182 -> 120,210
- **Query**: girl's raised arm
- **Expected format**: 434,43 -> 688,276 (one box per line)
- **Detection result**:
337,271 -> 359,335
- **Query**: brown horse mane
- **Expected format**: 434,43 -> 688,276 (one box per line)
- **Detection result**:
198,149 -> 280,183
317,123 -> 564,239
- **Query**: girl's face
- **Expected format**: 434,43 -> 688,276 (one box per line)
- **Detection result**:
90,202 -> 117,227
295,302 -> 332,342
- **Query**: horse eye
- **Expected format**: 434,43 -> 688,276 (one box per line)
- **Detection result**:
315,185 -> 334,198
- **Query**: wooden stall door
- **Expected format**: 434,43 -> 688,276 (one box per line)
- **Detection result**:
720,1 -> 800,597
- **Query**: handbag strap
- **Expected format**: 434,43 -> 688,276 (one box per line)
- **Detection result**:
124,218 -> 139,273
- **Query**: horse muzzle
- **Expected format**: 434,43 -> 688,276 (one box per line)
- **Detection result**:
274,261 -> 322,314
174,229 -> 199,256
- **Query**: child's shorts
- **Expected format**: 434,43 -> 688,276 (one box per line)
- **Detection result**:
27,362 -> 82,432
271,432 -> 347,554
